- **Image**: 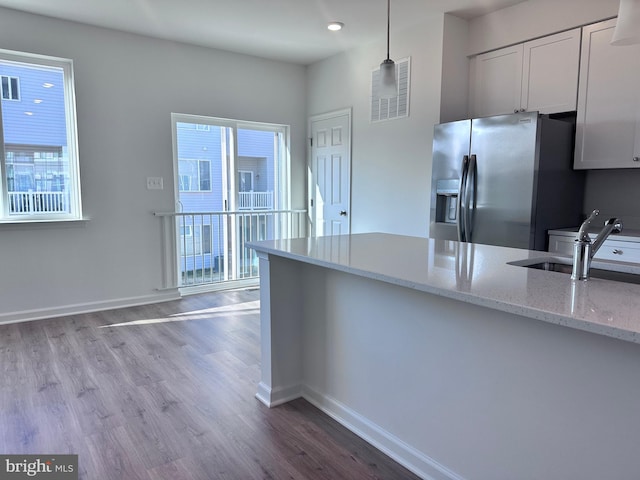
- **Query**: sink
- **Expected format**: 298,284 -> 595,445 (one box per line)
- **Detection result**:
508,256 -> 640,285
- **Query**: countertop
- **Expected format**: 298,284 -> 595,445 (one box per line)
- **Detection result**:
249,233 -> 640,345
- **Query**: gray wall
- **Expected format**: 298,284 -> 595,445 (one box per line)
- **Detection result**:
0,7 -> 307,321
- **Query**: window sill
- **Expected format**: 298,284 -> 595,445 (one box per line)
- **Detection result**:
0,217 -> 90,229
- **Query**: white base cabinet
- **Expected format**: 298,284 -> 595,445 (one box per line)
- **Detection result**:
470,29 -> 580,118
575,19 -> 640,169
549,230 -> 640,263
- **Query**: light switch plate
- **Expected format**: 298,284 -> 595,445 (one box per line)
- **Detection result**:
146,177 -> 164,190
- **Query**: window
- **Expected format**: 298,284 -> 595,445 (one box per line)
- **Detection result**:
1,75 -> 19,100
178,159 -> 211,192
179,224 -> 212,256
238,170 -> 254,192
178,174 -> 191,192
0,49 -> 82,221
202,224 -> 212,254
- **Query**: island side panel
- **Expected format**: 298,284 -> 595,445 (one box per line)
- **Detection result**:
299,263 -> 640,480
255,252 -> 304,407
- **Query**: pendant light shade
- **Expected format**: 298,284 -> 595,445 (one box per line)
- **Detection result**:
379,0 -> 397,98
380,59 -> 397,98
612,0 -> 640,46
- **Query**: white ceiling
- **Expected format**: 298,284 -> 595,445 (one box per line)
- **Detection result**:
0,0 -> 528,64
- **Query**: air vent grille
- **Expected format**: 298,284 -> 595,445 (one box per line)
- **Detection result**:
371,56 -> 410,123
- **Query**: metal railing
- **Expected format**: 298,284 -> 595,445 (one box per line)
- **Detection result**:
155,209 -> 307,290
8,191 -> 68,214
238,191 -> 273,210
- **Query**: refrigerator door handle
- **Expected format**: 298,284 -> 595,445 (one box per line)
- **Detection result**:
465,154 -> 478,242
457,155 -> 469,242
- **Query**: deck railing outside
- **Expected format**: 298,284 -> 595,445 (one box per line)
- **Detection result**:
8,191 -> 68,214
238,191 -> 273,210
155,209 -> 307,290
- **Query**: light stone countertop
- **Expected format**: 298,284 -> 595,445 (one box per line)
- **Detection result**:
249,232 -> 640,345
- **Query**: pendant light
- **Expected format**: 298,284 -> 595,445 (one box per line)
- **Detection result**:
612,0 -> 640,46
379,0 -> 397,98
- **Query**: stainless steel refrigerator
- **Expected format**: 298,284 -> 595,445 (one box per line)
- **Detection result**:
429,111 -> 585,251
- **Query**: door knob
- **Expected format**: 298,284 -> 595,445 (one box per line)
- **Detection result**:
340,210 -> 347,216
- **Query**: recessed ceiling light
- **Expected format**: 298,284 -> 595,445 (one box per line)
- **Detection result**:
42,83 -> 54,88
33,99 -> 43,104
328,22 -> 344,31
24,111 -> 33,116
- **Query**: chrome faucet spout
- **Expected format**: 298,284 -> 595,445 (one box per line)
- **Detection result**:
577,209 -> 599,242
591,218 -> 623,256
571,210 -> 623,281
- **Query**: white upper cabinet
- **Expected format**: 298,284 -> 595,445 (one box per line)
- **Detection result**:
575,19 -> 640,170
521,29 -> 581,114
471,44 -> 523,118
470,29 -> 581,118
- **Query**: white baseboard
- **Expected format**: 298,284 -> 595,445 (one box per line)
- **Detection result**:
255,382 -> 303,407
302,386 -> 466,480
0,289 -> 181,325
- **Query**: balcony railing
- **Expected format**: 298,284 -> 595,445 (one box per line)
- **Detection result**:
155,209 -> 307,291
8,191 -> 68,214
238,191 -> 273,210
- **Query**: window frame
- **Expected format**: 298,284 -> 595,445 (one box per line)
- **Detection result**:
238,170 -> 254,193
179,224 -> 213,257
1,75 -> 20,101
0,48 -> 82,223
178,158 -> 211,193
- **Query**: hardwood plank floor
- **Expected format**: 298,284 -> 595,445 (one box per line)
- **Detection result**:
0,289 -> 421,480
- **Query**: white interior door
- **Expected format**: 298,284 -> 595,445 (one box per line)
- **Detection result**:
309,109 -> 351,237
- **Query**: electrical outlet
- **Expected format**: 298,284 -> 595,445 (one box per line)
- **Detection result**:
146,177 -> 164,190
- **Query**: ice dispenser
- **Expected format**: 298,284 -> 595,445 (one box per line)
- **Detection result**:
435,179 -> 459,224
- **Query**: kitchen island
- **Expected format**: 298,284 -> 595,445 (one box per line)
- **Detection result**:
248,233 -> 640,480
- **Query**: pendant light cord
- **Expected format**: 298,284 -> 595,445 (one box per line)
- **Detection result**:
386,0 -> 391,61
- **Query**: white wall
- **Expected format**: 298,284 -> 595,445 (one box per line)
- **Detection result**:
468,0 -> 618,55
307,17 -> 445,237
440,14 -> 470,122
0,7 -> 307,322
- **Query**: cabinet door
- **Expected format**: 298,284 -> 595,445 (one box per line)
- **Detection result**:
470,44 -> 523,118
521,29 -> 581,114
575,19 -> 640,169
548,235 -> 574,255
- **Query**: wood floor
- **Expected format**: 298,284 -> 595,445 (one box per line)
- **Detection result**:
0,289 -> 421,480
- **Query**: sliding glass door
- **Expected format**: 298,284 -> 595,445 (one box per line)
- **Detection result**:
171,114 -> 291,288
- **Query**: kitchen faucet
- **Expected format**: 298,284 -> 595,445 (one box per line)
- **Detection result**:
571,209 -> 623,281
